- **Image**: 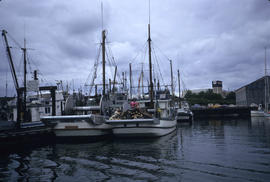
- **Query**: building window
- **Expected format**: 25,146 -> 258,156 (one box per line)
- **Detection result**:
45,107 -> 51,114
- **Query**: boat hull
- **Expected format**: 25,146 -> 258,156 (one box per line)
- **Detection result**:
53,121 -> 112,137
251,110 -> 265,117
110,119 -> 177,138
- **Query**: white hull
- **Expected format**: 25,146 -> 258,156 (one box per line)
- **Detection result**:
110,119 -> 177,137
177,116 -> 190,120
264,112 -> 270,117
251,110 -> 266,117
53,120 -> 112,137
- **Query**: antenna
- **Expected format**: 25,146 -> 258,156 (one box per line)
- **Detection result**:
148,0 -> 151,24
101,1 -> 104,30
24,22 -> 26,41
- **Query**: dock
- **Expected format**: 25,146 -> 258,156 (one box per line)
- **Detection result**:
0,125 -> 54,145
191,106 -> 251,119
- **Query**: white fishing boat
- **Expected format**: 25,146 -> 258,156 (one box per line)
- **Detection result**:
251,104 -> 265,117
40,26 -> 116,139
1,30 -> 57,144
176,108 -> 193,121
176,101 -> 193,122
107,99 -> 176,137
41,114 -> 112,138
106,11 -> 177,137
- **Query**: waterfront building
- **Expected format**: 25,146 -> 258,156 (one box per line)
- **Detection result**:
212,80 -> 223,94
235,76 -> 270,107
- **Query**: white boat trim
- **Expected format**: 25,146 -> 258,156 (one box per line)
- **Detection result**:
109,119 -> 177,137
41,114 -> 93,121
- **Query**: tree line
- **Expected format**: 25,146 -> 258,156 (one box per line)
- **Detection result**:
184,90 -> 236,106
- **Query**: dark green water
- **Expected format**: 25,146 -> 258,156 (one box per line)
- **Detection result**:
1,118 -> 270,182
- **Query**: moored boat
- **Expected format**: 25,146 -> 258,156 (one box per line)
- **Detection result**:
107,98 -> 177,137
41,114 -> 112,139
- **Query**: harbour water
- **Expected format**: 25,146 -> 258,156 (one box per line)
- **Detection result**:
1,118 -> 270,182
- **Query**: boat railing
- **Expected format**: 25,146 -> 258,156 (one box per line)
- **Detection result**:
40,114 -> 107,125
106,118 -> 159,124
90,114 -> 106,125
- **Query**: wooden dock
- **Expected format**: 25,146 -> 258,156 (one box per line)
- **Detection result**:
0,126 -> 54,145
191,106 -> 251,119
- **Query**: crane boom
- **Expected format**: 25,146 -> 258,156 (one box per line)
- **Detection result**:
2,30 -> 19,91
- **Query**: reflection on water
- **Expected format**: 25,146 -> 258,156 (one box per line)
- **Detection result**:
1,118 -> 270,182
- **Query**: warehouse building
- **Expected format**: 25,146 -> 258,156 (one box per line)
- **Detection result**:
235,76 -> 270,107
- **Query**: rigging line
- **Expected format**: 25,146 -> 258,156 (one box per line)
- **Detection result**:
85,44 -> 101,85
151,46 -> 160,81
6,33 -> 22,49
28,55 -> 46,82
142,42 -> 147,71
105,46 -> 121,81
105,49 -> 114,79
128,41 -> 148,63
155,46 -> 167,84
152,46 -> 164,85
108,49 -> 121,83
106,50 -> 119,82
17,52 -> 24,84
38,71 -> 49,83
106,44 -> 117,66
27,55 -> 33,76
152,41 -> 170,61
106,44 -> 121,81
105,47 -> 114,68
180,76 -> 187,91
27,52 -> 39,71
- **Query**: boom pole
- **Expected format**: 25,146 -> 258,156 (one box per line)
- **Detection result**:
148,24 -> 153,106
2,30 -> 19,91
102,30 -> 106,96
112,66 -> 117,94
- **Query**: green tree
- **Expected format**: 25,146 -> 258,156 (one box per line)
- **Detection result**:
184,90 -> 235,106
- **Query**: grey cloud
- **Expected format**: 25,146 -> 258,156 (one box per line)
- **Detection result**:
1,0 -> 270,96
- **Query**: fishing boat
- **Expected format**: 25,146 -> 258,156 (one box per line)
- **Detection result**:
106,19 -> 177,137
40,28 -> 115,139
40,95 -> 113,139
40,114 -> 112,138
1,30 -> 55,145
107,98 -> 176,137
250,104 -> 265,117
176,101 -> 193,123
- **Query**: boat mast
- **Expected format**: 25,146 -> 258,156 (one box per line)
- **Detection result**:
129,63 -> 132,98
148,24 -> 153,106
177,69 -> 181,106
141,63 -> 144,97
265,47 -> 268,112
22,39 -> 27,121
112,66 -> 117,94
170,60 -> 174,97
102,30 -> 106,96
148,0 -> 154,106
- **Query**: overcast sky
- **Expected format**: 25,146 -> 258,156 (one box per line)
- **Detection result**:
0,0 -> 270,97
